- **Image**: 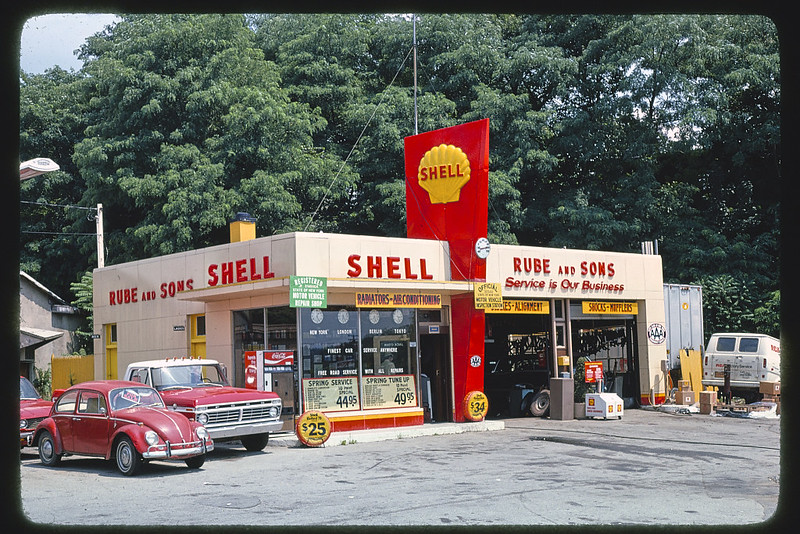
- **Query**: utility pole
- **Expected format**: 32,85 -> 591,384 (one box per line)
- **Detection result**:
96,203 -> 105,268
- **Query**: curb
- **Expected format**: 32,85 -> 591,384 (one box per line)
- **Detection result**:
268,419 -> 505,448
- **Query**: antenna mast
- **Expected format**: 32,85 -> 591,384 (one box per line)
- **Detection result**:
413,13 -> 418,135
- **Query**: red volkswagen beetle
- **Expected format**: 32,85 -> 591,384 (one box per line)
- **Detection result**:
31,380 -> 213,476
20,376 -> 53,448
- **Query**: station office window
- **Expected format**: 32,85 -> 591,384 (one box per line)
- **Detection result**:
301,307 -> 359,379
360,308 -> 416,377
300,307 -> 419,412
233,307 -> 297,388
233,308 -> 265,387
300,307 -> 418,380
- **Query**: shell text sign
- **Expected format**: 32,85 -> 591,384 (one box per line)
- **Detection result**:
417,144 -> 471,204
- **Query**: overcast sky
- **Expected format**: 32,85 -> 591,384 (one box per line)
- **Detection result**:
19,13 -> 120,74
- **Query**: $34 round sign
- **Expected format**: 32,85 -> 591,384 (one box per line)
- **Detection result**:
296,410 -> 331,447
462,390 -> 489,422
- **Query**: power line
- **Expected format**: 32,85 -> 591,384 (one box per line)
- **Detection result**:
21,230 -> 96,236
21,200 -> 97,212
303,45 -> 415,232
20,201 -> 99,236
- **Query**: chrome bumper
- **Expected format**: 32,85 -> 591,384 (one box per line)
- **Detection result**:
206,420 -> 283,440
143,439 -> 214,459
702,379 -> 761,389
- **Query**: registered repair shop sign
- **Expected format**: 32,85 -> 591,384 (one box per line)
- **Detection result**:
290,276 -> 327,308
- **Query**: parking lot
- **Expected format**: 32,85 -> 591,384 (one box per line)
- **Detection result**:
17,407 -> 783,528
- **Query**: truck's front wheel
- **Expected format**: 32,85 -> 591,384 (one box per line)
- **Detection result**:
529,389 -> 550,417
185,454 -> 206,469
240,433 -> 269,451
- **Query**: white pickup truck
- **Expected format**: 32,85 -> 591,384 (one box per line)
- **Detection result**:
125,358 -> 282,451
701,333 -> 780,403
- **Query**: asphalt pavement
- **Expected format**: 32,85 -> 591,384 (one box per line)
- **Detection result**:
18,405 -> 786,528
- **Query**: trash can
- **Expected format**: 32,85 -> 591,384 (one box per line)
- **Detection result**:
549,377 -> 574,420
610,375 -> 624,395
420,373 -> 433,422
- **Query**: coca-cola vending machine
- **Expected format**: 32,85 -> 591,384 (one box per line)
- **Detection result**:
245,350 -> 296,431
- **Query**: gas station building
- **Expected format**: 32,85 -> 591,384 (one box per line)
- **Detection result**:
92,119 -> 668,432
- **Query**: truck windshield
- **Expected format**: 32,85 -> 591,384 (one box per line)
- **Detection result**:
20,376 -> 40,400
151,364 -> 228,389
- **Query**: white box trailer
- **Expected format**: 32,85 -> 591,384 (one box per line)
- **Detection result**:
663,284 -> 704,370
701,333 -> 780,403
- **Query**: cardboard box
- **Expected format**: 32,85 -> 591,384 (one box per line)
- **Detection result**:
759,381 -> 780,396
699,390 -> 717,406
676,390 -> 695,405
678,380 -> 691,391
700,402 -> 715,415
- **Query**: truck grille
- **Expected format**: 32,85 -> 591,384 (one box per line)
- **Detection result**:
200,400 -> 280,427
22,416 -> 47,430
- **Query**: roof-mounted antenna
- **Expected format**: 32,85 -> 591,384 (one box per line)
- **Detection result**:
413,13 -> 418,135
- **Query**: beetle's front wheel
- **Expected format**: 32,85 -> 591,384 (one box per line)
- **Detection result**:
115,435 -> 143,476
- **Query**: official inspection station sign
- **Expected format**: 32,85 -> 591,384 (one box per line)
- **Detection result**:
474,282 -> 503,310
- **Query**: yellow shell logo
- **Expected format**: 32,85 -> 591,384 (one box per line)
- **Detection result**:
417,144 -> 471,204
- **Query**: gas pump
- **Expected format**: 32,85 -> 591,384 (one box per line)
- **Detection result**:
245,350 -> 296,431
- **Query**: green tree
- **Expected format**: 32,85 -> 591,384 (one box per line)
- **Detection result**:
753,290 -> 780,339
69,271 -> 94,353
72,14 -> 356,261
19,68 -> 94,298
19,13 -> 780,339
699,274 -> 755,339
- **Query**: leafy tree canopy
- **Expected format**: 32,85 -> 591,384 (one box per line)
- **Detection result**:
19,13 -> 780,337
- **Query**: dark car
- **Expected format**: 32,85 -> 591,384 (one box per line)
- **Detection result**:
20,376 -> 53,448
31,380 -> 213,476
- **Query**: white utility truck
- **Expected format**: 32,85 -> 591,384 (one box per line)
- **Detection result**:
701,333 -> 780,403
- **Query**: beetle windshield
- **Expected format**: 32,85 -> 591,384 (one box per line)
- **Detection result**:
20,376 -> 40,400
110,387 -> 165,410
151,364 -> 228,389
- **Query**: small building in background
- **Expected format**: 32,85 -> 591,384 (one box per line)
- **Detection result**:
19,271 -> 83,380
